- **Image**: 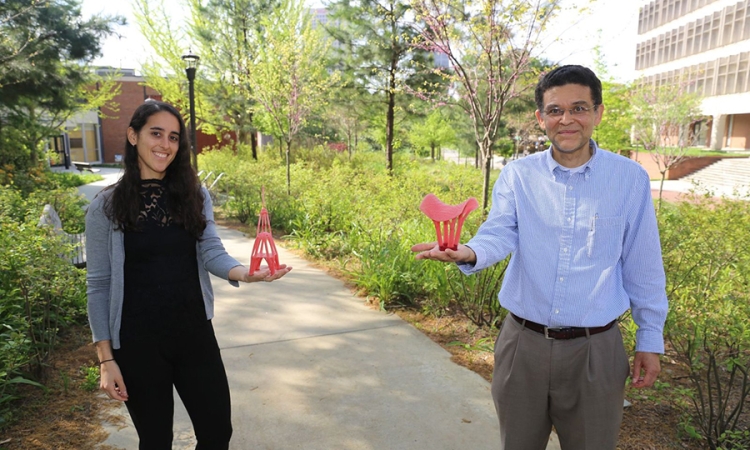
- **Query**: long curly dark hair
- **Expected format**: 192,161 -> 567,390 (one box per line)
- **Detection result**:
104,100 -> 206,239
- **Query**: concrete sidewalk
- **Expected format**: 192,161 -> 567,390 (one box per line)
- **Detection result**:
98,225 -> 562,449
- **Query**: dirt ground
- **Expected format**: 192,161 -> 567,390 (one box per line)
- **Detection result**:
0,213 -> 707,449
0,326 -> 119,450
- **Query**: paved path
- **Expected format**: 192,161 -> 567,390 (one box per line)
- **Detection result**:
73,169 -> 561,449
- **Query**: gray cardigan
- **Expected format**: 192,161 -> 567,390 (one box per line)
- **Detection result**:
86,186 -> 242,349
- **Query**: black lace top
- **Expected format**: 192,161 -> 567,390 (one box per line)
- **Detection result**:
120,179 -> 208,342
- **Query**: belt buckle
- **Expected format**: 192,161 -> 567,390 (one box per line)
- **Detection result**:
544,327 -> 562,340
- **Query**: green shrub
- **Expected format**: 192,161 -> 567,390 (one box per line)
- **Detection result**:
200,147 -> 497,316
0,180 -> 87,427
658,197 -> 750,449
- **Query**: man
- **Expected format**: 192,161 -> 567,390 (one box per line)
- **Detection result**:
412,65 -> 667,449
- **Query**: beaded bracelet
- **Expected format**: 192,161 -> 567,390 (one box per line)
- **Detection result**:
99,358 -> 115,365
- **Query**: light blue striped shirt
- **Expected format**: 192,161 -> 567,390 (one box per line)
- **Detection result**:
460,141 -> 667,353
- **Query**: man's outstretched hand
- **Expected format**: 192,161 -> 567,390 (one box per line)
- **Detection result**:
411,242 -> 476,264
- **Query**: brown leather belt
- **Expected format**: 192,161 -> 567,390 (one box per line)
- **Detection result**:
511,314 -> 616,340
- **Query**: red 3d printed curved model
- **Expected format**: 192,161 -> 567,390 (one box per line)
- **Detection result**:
249,187 -> 281,275
419,194 -> 479,251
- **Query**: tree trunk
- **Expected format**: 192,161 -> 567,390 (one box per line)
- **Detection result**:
28,106 -> 39,166
251,131 -> 258,160
385,41 -> 397,174
480,137 -> 493,214
657,172 -> 666,214
431,144 -> 435,161
285,139 -> 292,196
347,129 -> 352,161
385,86 -> 395,173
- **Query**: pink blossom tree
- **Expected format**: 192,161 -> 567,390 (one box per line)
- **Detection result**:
411,0 -> 564,211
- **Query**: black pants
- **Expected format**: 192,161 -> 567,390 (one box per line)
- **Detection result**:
113,323 -> 232,450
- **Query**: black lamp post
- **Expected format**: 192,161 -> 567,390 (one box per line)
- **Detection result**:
181,50 -> 200,171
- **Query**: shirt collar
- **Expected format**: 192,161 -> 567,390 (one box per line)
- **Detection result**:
543,139 -> 601,179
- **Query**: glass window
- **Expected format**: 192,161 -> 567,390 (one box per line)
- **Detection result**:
668,0 -> 674,22
710,12 -> 721,49
715,58 -> 728,95
704,62 -> 715,95
658,35 -> 666,64
734,3 -> 745,42
84,127 -> 99,162
724,9 -> 735,46
694,21 -> 703,53
727,64 -> 738,94
67,124 -> 100,163
702,17 -> 711,51
739,52 -> 750,93
68,129 -> 84,162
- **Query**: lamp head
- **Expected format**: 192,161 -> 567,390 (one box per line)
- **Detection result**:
181,49 -> 200,69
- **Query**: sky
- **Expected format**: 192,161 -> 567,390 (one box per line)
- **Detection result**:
81,0 -> 648,82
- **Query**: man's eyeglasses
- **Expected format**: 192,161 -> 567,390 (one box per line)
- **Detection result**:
543,105 -> 598,118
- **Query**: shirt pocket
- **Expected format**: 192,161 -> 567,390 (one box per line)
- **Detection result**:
586,215 -> 624,261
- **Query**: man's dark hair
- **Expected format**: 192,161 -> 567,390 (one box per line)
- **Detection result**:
534,65 -> 602,111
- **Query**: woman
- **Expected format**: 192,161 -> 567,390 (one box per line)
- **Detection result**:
86,100 -> 291,449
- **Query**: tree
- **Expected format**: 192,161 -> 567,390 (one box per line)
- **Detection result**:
190,0 -> 281,159
409,109 -> 455,160
327,0 -> 442,173
250,0 -> 337,194
0,0 -> 123,168
631,79 -> 703,212
134,0 -> 279,159
411,0 -> 564,212
592,47 -> 634,153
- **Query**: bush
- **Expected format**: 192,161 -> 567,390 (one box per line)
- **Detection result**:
0,181 -> 87,427
658,197 -> 750,449
200,147 -> 500,315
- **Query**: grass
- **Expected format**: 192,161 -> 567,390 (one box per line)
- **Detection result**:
49,171 -> 103,188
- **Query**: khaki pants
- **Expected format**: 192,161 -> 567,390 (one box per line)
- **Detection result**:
491,316 -> 630,450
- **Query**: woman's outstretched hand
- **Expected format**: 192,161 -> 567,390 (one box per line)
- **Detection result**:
230,264 -> 292,283
411,242 -> 477,264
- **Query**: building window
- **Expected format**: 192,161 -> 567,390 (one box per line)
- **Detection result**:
738,52 -> 750,93
727,54 -> 739,94
717,56 -> 730,95
67,124 -> 100,163
710,11 -> 721,49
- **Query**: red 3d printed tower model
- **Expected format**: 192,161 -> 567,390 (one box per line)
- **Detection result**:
419,194 -> 479,251
249,188 -> 280,275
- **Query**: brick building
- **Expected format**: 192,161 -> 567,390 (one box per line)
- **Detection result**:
57,68 -> 226,165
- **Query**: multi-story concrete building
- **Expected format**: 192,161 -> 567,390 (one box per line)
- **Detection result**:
635,0 -> 750,150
